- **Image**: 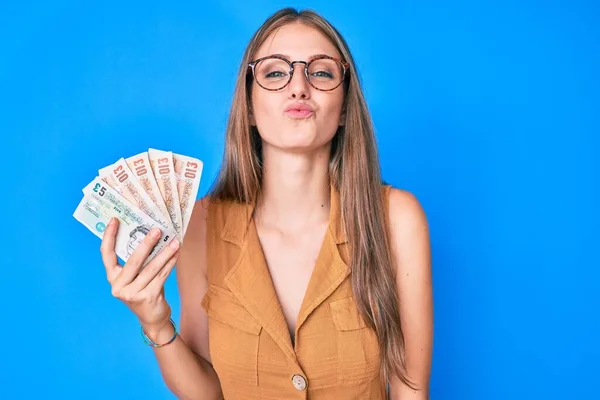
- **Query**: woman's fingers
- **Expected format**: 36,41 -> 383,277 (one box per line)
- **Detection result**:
128,238 -> 180,292
113,250 -> 178,305
102,224 -> 178,308
100,218 -> 121,283
142,252 -> 179,298
113,227 -> 162,288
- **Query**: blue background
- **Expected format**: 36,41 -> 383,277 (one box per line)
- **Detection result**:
1,0 -> 598,399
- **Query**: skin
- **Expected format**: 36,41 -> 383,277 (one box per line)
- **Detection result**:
100,21 -> 433,400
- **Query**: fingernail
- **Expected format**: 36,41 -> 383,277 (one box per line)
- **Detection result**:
108,217 -> 115,227
150,228 -> 161,238
170,239 -> 179,249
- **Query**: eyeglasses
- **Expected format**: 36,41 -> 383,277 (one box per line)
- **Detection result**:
248,54 -> 350,92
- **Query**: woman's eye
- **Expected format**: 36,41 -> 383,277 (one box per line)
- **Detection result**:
265,71 -> 288,79
312,70 -> 334,79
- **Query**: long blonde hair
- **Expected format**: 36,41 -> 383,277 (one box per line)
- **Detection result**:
209,7 -> 415,389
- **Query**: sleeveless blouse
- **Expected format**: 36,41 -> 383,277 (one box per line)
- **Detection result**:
200,185 -> 391,399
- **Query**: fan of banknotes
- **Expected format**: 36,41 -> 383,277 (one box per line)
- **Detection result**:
73,148 -> 203,264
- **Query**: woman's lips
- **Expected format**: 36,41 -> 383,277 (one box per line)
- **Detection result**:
284,109 -> 314,119
284,102 -> 314,119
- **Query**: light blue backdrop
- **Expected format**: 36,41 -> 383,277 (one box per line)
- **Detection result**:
1,1 -> 598,399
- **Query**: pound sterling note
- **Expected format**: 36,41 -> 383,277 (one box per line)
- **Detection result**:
74,177 -> 177,264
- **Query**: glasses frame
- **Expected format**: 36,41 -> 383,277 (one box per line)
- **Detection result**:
248,54 -> 351,92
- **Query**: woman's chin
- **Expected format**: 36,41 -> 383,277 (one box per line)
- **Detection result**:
266,139 -> 331,155
260,128 -> 335,154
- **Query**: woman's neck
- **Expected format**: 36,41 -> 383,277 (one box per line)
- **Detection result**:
256,145 -> 331,232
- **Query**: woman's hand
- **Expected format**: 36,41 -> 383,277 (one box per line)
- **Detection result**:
100,217 -> 181,337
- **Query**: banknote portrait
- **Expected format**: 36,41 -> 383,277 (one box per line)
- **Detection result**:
126,225 -> 151,257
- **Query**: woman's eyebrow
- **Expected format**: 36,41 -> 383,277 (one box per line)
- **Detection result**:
268,53 -> 331,61
307,53 -> 330,61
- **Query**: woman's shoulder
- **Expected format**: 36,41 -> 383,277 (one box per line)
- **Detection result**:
177,196 -> 219,277
383,185 -> 428,239
384,185 -> 422,207
183,195 -> 249,241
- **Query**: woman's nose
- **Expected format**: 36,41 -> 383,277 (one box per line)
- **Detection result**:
287,63 -> 310,99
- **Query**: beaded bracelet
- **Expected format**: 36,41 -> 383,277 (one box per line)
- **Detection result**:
141,318 -> 178,348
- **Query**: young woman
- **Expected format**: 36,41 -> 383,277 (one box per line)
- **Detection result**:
101,7 -> 433,400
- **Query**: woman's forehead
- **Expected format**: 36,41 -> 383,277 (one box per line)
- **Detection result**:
254,23 -> 340,60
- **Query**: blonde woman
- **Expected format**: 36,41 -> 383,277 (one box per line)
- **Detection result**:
101,7 -> 433,400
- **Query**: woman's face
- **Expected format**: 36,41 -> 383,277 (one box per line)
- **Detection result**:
250,22 -> 346,153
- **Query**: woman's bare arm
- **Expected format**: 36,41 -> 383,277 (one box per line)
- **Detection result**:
148,197 -> 222,400
387,188 -> 434,400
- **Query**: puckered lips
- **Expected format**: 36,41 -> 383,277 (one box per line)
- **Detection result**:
284,102 -> 314,119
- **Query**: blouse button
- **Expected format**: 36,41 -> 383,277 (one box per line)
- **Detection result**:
291,374 -> 307,391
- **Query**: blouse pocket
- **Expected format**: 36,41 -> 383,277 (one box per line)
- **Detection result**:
202,285 -> 262,386
330,296 -> 381,385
